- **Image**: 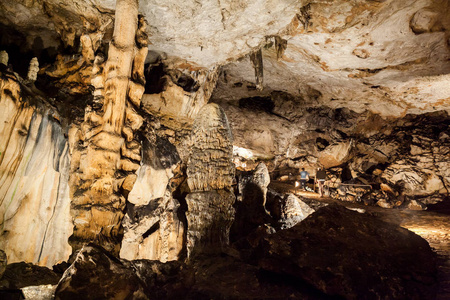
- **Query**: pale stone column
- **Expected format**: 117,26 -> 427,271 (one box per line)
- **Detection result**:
69,0 -> 147,256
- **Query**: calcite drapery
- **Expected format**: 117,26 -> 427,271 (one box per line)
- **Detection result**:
185,103 -> 235,257
0,67 -> 72,267
68,0 -> 147,255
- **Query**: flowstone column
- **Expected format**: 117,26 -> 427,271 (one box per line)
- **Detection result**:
68,0 -> 147,256
185,103 -> 236,258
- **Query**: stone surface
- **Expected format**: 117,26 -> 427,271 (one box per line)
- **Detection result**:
68,0 -> 148,255
120,191 -> 185,262
54,243 -> 148,300
318,140 -> 353,169
0,262 -> 60,289
232,163 -> 273,241
186,190 -> 235,257
279,193 -> 314,229
253,203 -> 438,299
185,103 -> 235,257
21,284 -> 56,300
0,69 -> 72,267
215,0 -> 450,117
186,103 -> 234,192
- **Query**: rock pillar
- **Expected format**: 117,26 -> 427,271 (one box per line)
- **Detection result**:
68,0 -> 147,255
185,103 -> 235,257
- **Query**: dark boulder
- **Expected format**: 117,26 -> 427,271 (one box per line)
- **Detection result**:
54,243 -> 148,300
252,203 -> 438,299
0,262 -> 60,289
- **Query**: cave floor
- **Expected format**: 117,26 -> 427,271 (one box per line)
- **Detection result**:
270,181 -> 450,299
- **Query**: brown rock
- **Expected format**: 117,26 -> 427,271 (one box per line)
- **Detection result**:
254,204 -> 438,299
55,244 -> 148,300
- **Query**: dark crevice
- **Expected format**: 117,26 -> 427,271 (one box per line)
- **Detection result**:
142,222 -> 160,239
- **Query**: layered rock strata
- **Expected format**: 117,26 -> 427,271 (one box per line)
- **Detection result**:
68,0 -> 147,255
185,103 -> 235,257
0,67 -> 72,267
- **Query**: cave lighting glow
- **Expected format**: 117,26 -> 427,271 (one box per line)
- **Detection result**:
233,146 -> 254,159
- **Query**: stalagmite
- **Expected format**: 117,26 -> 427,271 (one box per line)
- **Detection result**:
68,0 -> 147,256
249,49 -> 263,91
186,103 -> 235,257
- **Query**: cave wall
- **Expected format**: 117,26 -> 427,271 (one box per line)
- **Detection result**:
0,72 -> 72,267
213,90 -> 450,204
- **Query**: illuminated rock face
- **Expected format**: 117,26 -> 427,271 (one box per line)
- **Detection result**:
68,0 -> 147,255
0,71 -> 72,267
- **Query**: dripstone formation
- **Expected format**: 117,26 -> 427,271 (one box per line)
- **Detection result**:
68,0 -> 147,255
185,103 -> 235,257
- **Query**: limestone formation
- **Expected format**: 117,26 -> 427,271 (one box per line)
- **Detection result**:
0,69 -> 72,267
186,103 -> 234,192
0,51 -> 8,66
120,188 -> 184,262
231,162 -> 273,240
279,194 -> 314,229
185,103 -> 235,257
26,57 -> 39,82
249,49 -> 263,91
68,0 -> 147,255
55,244 -> 148,300
141,64 -> 220,121
318,140 -> 353,169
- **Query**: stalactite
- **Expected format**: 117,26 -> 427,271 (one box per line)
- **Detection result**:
249,49 -> 263,91
68,0 -> 147,256
275,36 -> 287,61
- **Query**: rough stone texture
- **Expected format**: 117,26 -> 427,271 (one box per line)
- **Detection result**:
186,190 -> 235,257
48,244 -> 331,300
22,284 -> 56,300
318,140 -> 353,169
0,262 -> 60,289
120,191 -> 185,262
54,243 -> 148,300
187,103 -> 235,192
0,69 -> 72,267
0,250 -> 6,279
217,0 -> 450,117
1,1 -> 449,116
119,130 -> 185,262
279,193 -> 314,229
254,204 -> 438,299
68,0 -> 147,255
142,63 -> 220,121
185,103 -> 235,257
216,93 -> 449,206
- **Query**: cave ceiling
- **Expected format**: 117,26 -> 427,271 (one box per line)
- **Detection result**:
0,0 -> 449,117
